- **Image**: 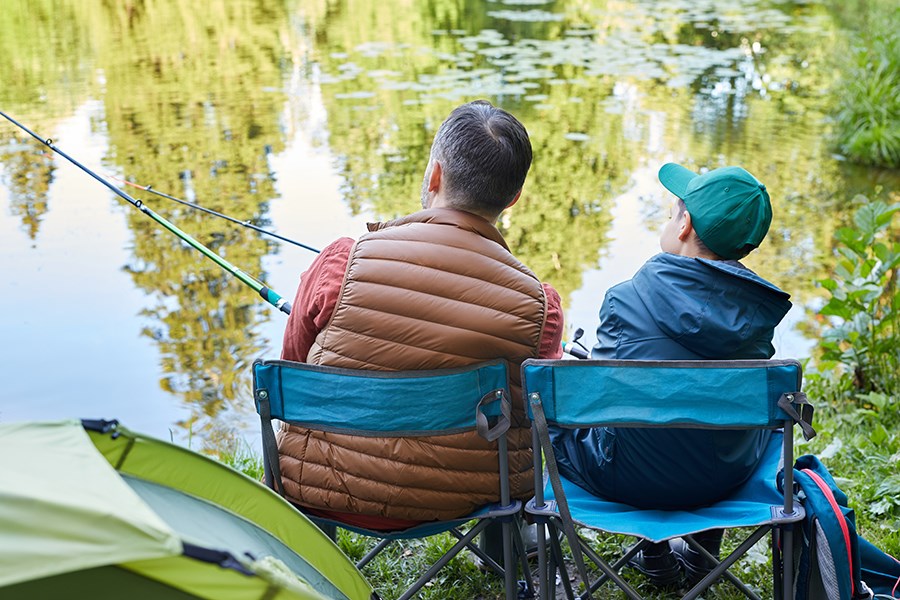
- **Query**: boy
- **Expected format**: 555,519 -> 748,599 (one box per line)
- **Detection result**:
552,163 -> 792,585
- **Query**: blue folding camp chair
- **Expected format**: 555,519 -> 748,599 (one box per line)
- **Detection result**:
253,358 -> 534,600
522,359 -> 817,600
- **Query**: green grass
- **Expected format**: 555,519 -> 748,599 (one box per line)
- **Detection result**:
213,405 -> 899,599
336,531 -> 507,600
214,437 -> 265,482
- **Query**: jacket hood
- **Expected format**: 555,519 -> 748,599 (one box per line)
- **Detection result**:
632,253 -> 791,357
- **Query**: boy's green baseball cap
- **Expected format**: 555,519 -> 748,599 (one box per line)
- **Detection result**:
658,163 -> 772,260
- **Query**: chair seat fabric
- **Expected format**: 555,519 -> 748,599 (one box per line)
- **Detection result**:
543,431 -> 788,542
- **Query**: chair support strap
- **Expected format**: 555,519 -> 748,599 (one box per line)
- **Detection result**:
777,392 -> 816,441
476,389 -> 511,442
256,389 -> 286,496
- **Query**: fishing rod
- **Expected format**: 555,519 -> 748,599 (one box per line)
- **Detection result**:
0,110 -> 292,315
106,175 -> 320,254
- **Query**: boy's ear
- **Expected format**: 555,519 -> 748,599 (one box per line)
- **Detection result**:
678,210 -> 693,241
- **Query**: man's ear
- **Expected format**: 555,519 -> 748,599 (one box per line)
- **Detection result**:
506,189 -> 522,209
428,160 -> 443,193
678,210 -> 693,241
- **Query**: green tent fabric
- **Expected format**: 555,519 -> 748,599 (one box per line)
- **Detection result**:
0,420 -> 373,600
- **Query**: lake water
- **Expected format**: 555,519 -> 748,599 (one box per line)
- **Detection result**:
1,0 -> 897,452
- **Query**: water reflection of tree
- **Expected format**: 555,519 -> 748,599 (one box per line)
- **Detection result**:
0,137 -> 54,239
0,0 -> 94,239
625,0 -> 861,309
502,98 -> 627,301
92,0 -> 295,449
301,0 -> 627,302
0,0 -> 95,111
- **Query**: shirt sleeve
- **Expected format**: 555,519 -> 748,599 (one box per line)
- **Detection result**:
538,283 -> 564,359
280,237 -> 354,362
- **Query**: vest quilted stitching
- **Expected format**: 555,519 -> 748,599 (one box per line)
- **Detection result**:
278,209 -> 547,521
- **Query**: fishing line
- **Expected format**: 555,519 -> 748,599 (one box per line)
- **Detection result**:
0,109 -> 292,315
105,174 -> 320,254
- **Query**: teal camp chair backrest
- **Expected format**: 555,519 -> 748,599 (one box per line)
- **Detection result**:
253,359 -> 527,600
253,358 -> 513,497
522,358 -> 804,430
253,358 -> 509,435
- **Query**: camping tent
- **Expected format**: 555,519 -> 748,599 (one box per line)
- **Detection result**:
0,419 -> 373,600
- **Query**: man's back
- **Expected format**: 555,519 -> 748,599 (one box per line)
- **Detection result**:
307,209 -> 546,370
280,208 -> 553,522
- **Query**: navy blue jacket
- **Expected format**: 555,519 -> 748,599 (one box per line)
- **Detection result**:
552,253 -> 792,509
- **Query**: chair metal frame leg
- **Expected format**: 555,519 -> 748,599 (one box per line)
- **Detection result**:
574,535 -> 642,600
534,519 -> 550,600
357,538 -> 393,569
447,526 -> 503,577
547,524 -> 576,600
450,516 -> 530,600
582,539 -> 643,597
772,527 -> 784,600
503,520 -> 516,600
395,520 -> 491,600
511,519 -> 536,599
681,528 -> 769,600
781,524 -> 795,600
535,517 -> 571,600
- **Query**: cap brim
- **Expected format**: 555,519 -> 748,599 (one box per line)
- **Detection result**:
658,163 -> 697,199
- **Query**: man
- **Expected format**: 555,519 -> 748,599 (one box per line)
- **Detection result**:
280,100 -> 563,532
551,163 -> 792,586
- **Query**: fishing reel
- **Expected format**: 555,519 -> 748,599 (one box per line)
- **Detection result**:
562,327 -> 590,359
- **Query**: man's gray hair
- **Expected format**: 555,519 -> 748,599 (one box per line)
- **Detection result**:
430,100 -> 532,215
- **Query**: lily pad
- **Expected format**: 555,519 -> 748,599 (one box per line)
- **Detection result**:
564,132 -> 591,142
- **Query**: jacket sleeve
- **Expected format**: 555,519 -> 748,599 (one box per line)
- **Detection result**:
733,332 -> 777,360
591,291 -> 618,359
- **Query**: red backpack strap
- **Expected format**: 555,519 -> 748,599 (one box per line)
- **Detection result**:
802,468 -> 856,598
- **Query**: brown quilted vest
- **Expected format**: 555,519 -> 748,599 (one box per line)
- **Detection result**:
276,208 -> 548,521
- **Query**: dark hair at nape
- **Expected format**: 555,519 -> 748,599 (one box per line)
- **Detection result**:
430,100 -> 532,216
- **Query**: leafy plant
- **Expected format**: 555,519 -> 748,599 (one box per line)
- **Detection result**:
815,198 -> 900,398
802,197 -> 900,553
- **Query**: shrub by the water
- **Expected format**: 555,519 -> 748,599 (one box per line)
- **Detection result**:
813,198 -> 900,396
832,5 -> 900,168
804,198 -> 900,564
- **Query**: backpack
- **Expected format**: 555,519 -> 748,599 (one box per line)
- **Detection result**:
788,455 -> 900,600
